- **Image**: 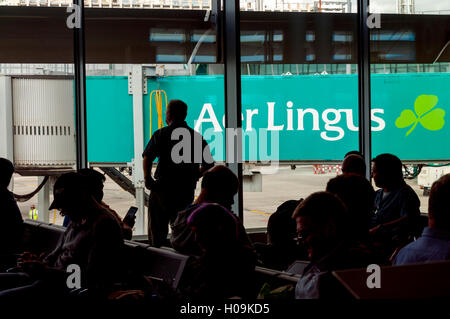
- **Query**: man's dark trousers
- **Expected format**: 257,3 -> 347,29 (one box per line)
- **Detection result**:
148,186 -> 194,248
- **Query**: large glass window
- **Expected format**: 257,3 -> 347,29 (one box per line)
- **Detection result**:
0,3 -> 76,226
84,6 -> 224,235
370,1 -> 450,213
239,1 -> 359,229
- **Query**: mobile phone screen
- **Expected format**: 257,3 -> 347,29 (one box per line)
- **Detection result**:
125,206 -> 138,219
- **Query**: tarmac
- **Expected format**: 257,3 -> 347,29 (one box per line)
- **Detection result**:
12,165 -> 428,231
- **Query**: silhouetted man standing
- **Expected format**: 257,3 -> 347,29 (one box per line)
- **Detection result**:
143,100 -> 214,247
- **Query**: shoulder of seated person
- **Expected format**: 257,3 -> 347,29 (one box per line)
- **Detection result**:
101,203 -> 122,220
395,183 -> 415,194
93,208 -> 122,228
178,205 -> 198,217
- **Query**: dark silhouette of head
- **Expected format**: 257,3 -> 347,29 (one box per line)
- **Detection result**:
199,165 -> 238,210
49,172 -> 94,222
78,168 -> 106,203
344,150 -> 362,158
292,192 -> 348,261
188,203 -> 238,252
372,153 -> 404,190
267,199 -> 302,247
0,158 -> 14,189
326,174 -> 375,240
428,174 -> 450,231
166,99 -> 188,125
342,154 -> 366,177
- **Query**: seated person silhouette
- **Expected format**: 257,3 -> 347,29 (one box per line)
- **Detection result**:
258,199 -> 306,270
63,169 -> 135,240
171,165 -> 253,257
394,174 -> 450,265
294,192 -> 376,299
0,172 -> 124,299
369,154 -> 421,258
326,174 -> 375,243
341,153 -> 366,177
179,203 -> 256,299
0,158 -> 23,268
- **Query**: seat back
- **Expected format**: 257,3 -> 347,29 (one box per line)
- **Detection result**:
22,220 -> 64,254
253,266 -> 300,298
124,240 -> 190,290
333,260 -> 450,299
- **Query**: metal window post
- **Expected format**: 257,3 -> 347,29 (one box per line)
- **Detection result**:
224,0 -> 244,220
73,0 -> 88,170
37,176 -> 50,222
131,65 -> 146,236
357,0 -> 372,180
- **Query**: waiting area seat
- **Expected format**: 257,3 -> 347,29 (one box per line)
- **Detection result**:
20,220 -> 301,298
123,240 -> 190,290
22,219 -> 65,254
333,260 -> 450,299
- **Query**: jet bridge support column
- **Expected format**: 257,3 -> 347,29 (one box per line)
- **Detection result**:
130,65 -> 146,236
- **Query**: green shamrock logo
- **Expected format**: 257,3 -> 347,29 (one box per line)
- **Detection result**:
395,95 -> 445,136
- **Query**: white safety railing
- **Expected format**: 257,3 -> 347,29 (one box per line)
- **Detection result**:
0,0 -> 211,9
241,0 -> 316,12
0,0 -> 348,12
0,63 -> 132,76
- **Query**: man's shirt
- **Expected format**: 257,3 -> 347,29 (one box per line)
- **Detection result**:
370,182 -> 420,228
295,241 -> 376,299
142,120 -> 214,190
393,227 -> 450,265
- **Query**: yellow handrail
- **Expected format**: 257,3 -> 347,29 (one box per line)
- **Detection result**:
149,90 -> 167,138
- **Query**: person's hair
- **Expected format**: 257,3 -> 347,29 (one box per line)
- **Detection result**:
168,99 -> 188,121
342,154 -> 366,176
78,168 -> 106,203
53,172 -> 93,215
428,174 -> 450,230
188,203 -> 239,249
201,165 -> 238,209
267,199 -> 302,246
292,192 -> 349,236
0,158 -> 14,188
373,153 -> 404,187
344,150 -> 362,158
326,174 -> 375,239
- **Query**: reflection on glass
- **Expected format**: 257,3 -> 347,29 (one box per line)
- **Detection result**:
148,26 -> 217,64
273,32 -> 284,42
306,31 -> 315,42
371,31 -> 415,42
191,32 -> 216,44
370,2 -> 450,211
333,54 -> 352,61
150,29 -> 186,42
240,0 -> 352,13
241,33 -> 266,42
333,32 -> 353,42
